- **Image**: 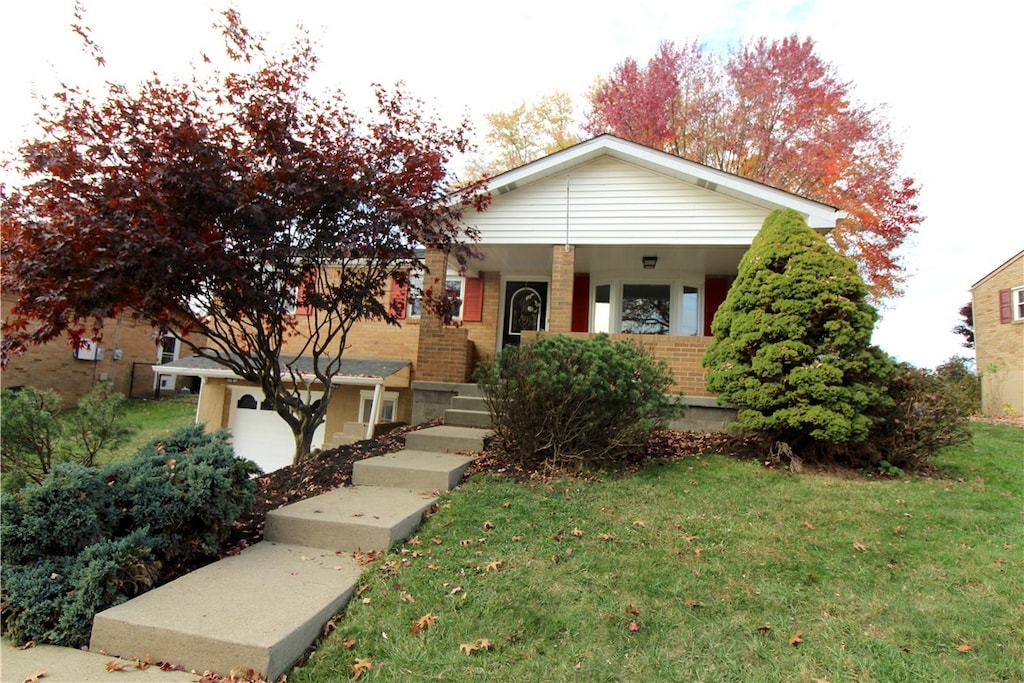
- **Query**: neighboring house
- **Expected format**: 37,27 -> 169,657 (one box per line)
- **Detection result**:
971,249 -> 1024,416
156,135 -> 838,469
1,294 -> 199,405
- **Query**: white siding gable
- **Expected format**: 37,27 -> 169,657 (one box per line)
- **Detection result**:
473,156 -> 783,246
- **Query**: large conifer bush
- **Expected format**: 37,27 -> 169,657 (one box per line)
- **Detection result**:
702,209 -> 894,459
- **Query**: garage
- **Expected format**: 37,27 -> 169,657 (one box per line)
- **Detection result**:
227,386 -> 325,473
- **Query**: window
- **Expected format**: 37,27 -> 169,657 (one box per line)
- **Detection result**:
1015,287 -> 1024,321
406,275 -> 466,320
359,390 -> 398,423
621,284 -> 671,335
592,281 -> 702,336
158,335 -> 180,364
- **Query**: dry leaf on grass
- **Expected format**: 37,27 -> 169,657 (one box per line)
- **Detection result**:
571,527 -> 584,538
20,671 -> 46,683
628,620 -> 640,632
789,630 -> 804,646
957,640 -> 974,653
410,613 -> 436,635
459,638 -> 492,656
105,660 -> 127,672
853,542 -> 869,552
685,597 -> 704,608
351,657 -> 373,680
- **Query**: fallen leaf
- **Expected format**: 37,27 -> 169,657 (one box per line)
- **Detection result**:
410,613 -> 436,635
853,542 -> 869,552
483,520 -> 495,531
20,671 -> 46,683
485,560 -> 504,572
628,620 -> 640,632
351,657 -> 373,680
400,590 -> 415,603
626,604 -> 640,617
693,548 -> 703,557
449,584 -> 463,596
892,526 -> 904,535
459,639 -> 492,656
803,521 -> 816,530
406,535 -> 422,545
571,527 -> 584,538
789,630 -> 804,646
681,533 -> 698,543
685,597 -> 704,608
342,639 -> 356,649
14,642 -> 35,651
105,661 -> 126,672
632,520 -> 646,527
501,501 -> 511,508
323,618 -> 338,635
599,532 -> 615,541
356,584 -> 372,596
957,640 -> 974,653
757,625 -> 772,633
430,536 -> 443,545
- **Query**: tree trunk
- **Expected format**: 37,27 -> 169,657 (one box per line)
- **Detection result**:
292,420 -> 318,464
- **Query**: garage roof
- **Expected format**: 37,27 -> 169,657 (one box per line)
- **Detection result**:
155,354 -> 412,387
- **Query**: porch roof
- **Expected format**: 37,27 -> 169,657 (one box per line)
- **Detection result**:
155,355 -> 412,388
474,134 -> 839,233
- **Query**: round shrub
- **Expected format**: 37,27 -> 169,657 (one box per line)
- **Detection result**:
478,333 -> 683,469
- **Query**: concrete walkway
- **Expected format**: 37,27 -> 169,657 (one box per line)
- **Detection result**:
2,406 -> 489,683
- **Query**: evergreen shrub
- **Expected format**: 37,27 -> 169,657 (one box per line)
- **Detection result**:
703,209 -> 895,460
478,333 -> 682,469
0,425 -> 258,646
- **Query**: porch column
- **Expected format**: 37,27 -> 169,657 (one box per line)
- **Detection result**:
549,244 -> 576,333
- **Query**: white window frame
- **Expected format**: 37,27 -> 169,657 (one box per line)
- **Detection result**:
591,279 -> 703,336
1013,286 -> 1024,322
358,390 -> 398,424
407,273 -> 465,321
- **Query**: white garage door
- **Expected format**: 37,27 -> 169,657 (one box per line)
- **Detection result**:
228,387 -> 325,473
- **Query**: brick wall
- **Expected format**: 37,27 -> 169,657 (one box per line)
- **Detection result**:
2,296 -> 166,405
522,331 -> 714,397
549,245 -> 575,333
973,253 -> 1024,415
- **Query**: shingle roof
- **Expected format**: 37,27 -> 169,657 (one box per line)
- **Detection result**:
156,354 -> 411,381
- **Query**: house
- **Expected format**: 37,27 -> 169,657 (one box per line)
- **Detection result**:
156,135 -> 838,469
971,249 -> 1024,416
0,294 -> 199,405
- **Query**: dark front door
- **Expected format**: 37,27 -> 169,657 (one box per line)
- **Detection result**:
502,281 -> 548,348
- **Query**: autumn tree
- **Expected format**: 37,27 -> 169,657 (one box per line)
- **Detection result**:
587,37 -> 922,300
952,301 -> 974,349
468,91 -> 582,178
1,10 -> 487,464
703,209 -> 894,459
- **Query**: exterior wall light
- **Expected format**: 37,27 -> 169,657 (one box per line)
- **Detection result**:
642,256 -> 658,269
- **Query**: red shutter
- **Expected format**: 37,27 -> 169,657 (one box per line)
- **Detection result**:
390,278 -> 409,320
999,288 -> 1012,323
571,274 -> 590,332
294,277 -> 314,315
462,277 -> 484,322
703,276 -> 730,337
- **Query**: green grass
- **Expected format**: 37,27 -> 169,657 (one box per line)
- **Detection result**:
291,423 -> 1024,682
95,395 -> 199,464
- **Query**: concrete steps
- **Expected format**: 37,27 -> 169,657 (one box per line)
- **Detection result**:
406,424 -> 491,452
88,421 -> 486,681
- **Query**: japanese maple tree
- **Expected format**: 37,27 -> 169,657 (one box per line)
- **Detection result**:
587,36 -> 922,300
1,10 -> 487,463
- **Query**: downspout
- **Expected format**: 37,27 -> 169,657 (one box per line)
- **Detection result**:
364,379 -> 385,441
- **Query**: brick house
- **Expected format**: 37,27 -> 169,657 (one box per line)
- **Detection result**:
157,135 -> 838,469
971,249 -> 1024,415
1,294 -> 200,406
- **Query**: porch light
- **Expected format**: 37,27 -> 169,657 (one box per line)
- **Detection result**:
642,256 -> 658,269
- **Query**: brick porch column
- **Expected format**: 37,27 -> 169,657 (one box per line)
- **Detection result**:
550,244 -> 575,333
415,247 -> 474,383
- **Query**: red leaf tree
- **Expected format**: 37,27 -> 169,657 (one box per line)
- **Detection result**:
587,36 -> 922,300
1,10 -> 488,463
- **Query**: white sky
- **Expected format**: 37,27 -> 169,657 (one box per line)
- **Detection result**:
2,0 -> 1020,369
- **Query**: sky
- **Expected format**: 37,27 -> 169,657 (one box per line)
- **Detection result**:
2,0 -> 1020,370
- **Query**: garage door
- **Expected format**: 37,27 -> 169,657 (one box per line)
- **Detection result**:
227,387 -> 325,473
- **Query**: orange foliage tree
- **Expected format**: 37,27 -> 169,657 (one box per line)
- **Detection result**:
587,36 -> 922,300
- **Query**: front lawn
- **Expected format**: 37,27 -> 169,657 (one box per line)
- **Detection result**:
290,423 -> 1023,682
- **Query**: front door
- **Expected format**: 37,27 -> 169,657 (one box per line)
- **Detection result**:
502,281 -> 549,348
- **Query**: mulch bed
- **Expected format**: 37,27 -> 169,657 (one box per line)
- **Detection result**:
220,425 -> 743,556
